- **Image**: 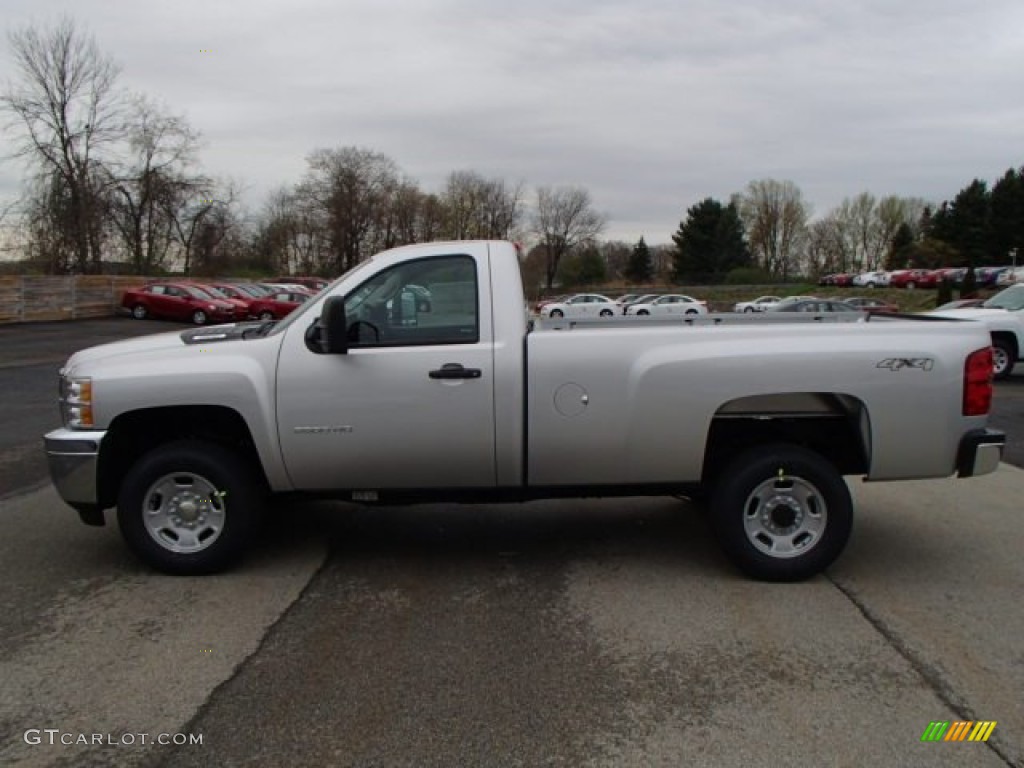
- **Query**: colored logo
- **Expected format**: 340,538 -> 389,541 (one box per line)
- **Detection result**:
921,721 -> 996,742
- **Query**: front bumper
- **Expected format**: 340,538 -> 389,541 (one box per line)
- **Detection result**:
44,428 -> 107,523
956,428 -> 1005,478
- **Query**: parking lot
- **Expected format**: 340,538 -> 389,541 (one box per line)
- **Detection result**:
1,318 -> 1022,767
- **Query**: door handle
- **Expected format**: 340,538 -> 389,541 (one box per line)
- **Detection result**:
429,363 -> 482,380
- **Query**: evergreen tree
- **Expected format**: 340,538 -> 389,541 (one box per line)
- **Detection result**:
885,222 -> 915,269
625,236 -> 653,283
990,167 -> 1024,261
671,198 -> 750,283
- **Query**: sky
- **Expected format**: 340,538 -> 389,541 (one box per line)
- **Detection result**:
1,0 -> 1023,245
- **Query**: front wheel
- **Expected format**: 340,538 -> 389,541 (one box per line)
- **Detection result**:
599,309 -> 613,317
709,444 -> 852,581
258,310 -> 274,321
992,338 -> 1015,380
131,304 -> 147,320
637,309 -> 649,316
549,309 -> 564,318
905,281 -> 916,290
744,307 -> 755,313
192,310 -> 208,325
117,440 -> 265,575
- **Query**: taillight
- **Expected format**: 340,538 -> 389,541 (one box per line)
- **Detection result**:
963,346 -> 994,416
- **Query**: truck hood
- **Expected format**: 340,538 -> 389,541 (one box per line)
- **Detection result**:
64,322 -> 262,371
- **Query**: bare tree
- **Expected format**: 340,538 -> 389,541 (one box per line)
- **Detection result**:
298,146 -> 400,273
169,180 -> 237,276
531,186 -> 606,288
108,95 -> 203,273
439,171 -> 524,241
1,17 -> 122,273
736,180 -> 810,279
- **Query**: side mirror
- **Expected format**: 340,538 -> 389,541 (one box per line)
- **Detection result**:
322,296 -> 348,354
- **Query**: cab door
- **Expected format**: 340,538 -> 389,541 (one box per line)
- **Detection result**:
276,248 -> 496,491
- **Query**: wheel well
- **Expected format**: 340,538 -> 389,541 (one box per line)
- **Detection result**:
703,393 -> 870,484
97,406 -> 265,509
992,331 -> 1018,360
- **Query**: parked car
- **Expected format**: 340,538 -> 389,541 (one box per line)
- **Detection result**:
995,266 -> 1024,286
533,294 -> 567,314
121,282 -> 238,325
207,283 -> 262,317
625,294 -> 708,316
733,295 -> 782,313
273,276 -> 329,292
976,267 -> 1009,288
888,269 -> 937,290
844,297 -> 899,314
259,282 -> 316,296
768,298 -> 860,313
248,290 -> 312,321
619,293 -> 661,312
541,293 -> 618,319
852,271 -> 890,288
830,273 -> 854,287
614,293 -> 641,306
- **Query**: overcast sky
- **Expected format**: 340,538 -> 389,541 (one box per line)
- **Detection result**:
2,0 -> 1023,244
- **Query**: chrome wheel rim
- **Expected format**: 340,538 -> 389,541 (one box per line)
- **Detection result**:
132,306 -> 145,319
193,311 -> 207,324
142,472 -> 226,554
993,347 -> 1010,375
742,474 -> 827,559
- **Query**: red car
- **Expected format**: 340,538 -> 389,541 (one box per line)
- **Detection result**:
831,273 -> 854,287
888,269 -> 936,289
248,290 -> 311,320
206,283 -> 264,318
122,282 -> 237,325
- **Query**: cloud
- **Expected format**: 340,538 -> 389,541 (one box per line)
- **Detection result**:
1,0 -> 1022,243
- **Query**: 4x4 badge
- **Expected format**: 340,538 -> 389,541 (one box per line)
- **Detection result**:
877,358 -> 934,372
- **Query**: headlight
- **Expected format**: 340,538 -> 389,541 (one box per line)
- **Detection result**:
209,304 -> 217,310
60,374 -> 94,428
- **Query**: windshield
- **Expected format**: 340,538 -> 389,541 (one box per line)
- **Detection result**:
201,285 -> 228,299
186,286 -> 215,299
982,285 -> 1024,311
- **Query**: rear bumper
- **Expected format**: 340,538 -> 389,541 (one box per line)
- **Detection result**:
956,428 -> 1005,478
44,428 -> 107,523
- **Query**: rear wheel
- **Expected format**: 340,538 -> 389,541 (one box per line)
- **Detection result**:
906,281 -> 916,290
117,440 -> 264,575
599,309 -> 613,317
710,444 -> 852,581
637,309 -> 649,316
685,308 -> 699,315
992,338 -> 1015,380
549,309 -> 564,318
744,307 -> 755,313
132,304 -> 147,320
258,310 -> 274,321
192,310 -> 208,325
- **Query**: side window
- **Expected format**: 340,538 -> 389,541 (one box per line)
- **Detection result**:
148,285 -> 165,295
344,255 -> 478,347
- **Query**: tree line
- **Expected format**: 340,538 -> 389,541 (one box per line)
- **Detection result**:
2,18 -> 1021,290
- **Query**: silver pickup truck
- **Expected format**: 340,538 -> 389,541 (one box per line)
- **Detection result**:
44,240 -> 1005,581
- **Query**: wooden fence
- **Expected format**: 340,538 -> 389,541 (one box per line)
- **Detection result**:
0,276 -> 149,324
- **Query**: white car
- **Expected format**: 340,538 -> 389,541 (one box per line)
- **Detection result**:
733,295 -> 782,313
995,266 -> 1024,286
852,271 -> 890,288
625,294 -> 708,316
542,293 -> 618,319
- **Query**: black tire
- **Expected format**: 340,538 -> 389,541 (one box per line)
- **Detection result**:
906,281 -> 916,290
599,309 -> 613,317
685,309 -> 699,315
132,304 -> 147,320
117,440 -> 265,575
192,309 -> 208,325
258,310 -> 274,321
549,309 -> 564,318
637,309 -> 649,316
992,338 -> 1015,380
709,443 -> 852,582
744,307 -> 755,313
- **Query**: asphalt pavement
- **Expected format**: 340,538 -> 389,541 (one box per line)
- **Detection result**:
0,318 -> 1021,768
